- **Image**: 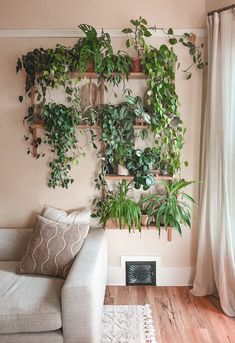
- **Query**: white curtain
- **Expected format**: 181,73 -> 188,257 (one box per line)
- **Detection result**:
191,9 -> 235,317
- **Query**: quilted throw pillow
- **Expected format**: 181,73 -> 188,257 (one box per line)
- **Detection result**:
18,215 -> 88,279
42,205 -> 91,230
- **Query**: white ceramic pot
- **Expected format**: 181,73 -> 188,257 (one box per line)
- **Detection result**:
117,164 -> 129,176
141,214 -> 149,227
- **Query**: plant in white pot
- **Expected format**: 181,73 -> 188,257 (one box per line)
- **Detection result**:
138,179 -> 196,235
97,180 -> 141,232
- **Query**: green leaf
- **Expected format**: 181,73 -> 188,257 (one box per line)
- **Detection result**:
122,28 -> 133,34
169,38 -> 177,45
140,129 -> 148,140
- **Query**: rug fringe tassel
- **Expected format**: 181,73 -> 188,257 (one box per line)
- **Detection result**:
142,304 -> 157,343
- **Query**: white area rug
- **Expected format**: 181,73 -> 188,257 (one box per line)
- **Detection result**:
101,304 -> 157,343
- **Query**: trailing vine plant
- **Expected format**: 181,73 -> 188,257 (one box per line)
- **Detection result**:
17,19 -> 206,190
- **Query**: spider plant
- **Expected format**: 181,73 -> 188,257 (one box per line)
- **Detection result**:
138,179 -> 196,235
99,180 -> 141,232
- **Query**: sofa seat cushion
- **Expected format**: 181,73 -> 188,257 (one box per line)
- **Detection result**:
0,261 -> 64,334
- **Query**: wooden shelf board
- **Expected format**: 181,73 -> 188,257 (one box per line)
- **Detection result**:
104,174 -> 173,181
105,223 -> 173,241
32,123 -> 147,130
32,123 -> 101,130
70,72 -> 146,80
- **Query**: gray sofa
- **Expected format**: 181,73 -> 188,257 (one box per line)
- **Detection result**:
0,227 -> 107,343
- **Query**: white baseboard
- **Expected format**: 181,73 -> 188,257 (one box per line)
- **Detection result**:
107,256 -> 195,286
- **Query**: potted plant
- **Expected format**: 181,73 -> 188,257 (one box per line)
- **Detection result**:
99,50 -> 133,84
97,180 -> 141,232
122,17 -> 152,72
138,179 -> 196,234
73,24 -> 113,73
126,148 -> 160,190
138,200 -> 150,227
96,101 -> 136,175
114,143 -> 132,176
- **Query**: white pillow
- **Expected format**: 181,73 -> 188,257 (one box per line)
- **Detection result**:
42,206 -> 91,237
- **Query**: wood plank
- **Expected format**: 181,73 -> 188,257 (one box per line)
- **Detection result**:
32,123 -> 149,130
104,286 -> 235,343
70,71 -> 146,79
104,174 -> 173,181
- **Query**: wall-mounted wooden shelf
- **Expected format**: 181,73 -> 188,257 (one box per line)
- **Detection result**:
32,123 -> 101,130
105,222 -> 173,241
31,122 -> 149,157
70,72 -> 146,80
104,174 -> 173,181
32,123 -> 147,130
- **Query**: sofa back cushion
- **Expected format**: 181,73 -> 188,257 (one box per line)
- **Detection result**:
0,228 -> 32,261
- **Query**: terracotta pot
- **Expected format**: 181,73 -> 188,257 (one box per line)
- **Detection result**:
106,218 -> 118,228
117,164 -> 129,176
86,60 -> 94,72
132,57 -> 142,72
141,214 -> 149,227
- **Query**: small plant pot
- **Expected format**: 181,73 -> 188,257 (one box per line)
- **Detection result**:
141,214 -> 149,227
117,164 -> 129,176
86,60 -> 94,72
135,118 -> 145,126
106,218 -> 118,228
132,57 -> 142,72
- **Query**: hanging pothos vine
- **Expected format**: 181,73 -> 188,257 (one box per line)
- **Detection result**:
17,18 -> 206,189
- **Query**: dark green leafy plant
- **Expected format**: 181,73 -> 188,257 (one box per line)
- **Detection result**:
99,50 -> 133,86
74,24 -> 113,73
41,102 -> 83,188
142,45 -> 185,175
126,148 -> 160,190
17,19 -> 206,191
96,180 -> 141,231
166,28 -> 207,79
122,17 -> 152,57
138,179 -> 196,234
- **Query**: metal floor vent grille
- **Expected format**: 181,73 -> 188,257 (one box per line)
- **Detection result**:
125,261 -> 156,286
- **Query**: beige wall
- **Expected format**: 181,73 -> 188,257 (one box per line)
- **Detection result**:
206,0 -> 234,12
0,1 -> 206,271
0,0 -> 206,29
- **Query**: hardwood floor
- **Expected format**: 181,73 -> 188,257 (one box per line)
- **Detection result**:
104,286 -> 235,343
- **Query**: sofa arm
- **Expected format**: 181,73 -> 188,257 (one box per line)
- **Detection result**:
61,228 -> 107,343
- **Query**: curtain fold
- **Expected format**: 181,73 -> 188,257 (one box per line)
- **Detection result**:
191,9 -> 235,317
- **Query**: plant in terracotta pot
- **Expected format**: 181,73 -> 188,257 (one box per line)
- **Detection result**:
138,200 -> 150,227
99,50 -> 133,85
138,179 -> 196,235
74,24 -> 113,73
97,180 -> 141,231
122,17 -> 152,72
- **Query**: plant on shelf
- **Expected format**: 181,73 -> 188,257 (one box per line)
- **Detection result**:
126,148 -> 160,190
99,50 -> 133,86
40,102 -> 83,188
138,198 -> 150,227
92,97 -> 141,171
73,24 -> 113,73
122,17 -> 152,72
95,180 -> 141,232
17,18 -> 206,192
141,44 -> 186,176
138,180 -> 196,235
